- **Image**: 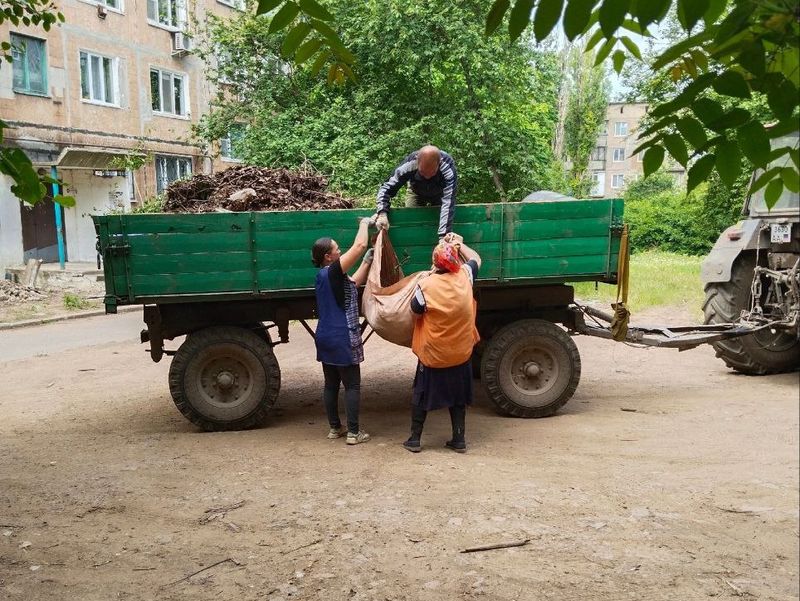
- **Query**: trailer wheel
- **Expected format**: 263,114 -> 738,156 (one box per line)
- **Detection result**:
168,326 -> 281,431
703,254 -> 800,375
481,319 -> 581,418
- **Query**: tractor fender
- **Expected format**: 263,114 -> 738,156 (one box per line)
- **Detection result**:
700,219 -> 765,285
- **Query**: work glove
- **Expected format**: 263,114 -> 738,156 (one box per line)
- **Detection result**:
375,212 -> 390,231
363,248 -> 375,265
359,216 -> 376,228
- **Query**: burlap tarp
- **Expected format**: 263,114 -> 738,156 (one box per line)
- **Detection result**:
362,230 -> 430,347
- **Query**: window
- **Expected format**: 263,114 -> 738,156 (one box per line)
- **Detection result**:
591,146 -> 606,161
147,0 -> 185,28
591,172 -> 605,197
11,34 -> 47,95
613,121 -> 628,136
94,0 -> 120,8
155,155 -> 192,194
612,148 -> 625,162
220,125 -> 246,161
150,68 -> 187,116
612,174 -> 625,189
80,52 -> 118,105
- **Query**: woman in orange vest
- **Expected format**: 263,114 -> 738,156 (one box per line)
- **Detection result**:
404,235 -> 481,453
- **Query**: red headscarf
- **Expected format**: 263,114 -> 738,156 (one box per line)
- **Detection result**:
432,241 -> 461,273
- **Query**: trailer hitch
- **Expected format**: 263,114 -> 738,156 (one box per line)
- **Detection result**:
570,305 -> 781,351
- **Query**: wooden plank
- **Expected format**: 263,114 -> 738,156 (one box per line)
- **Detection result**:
504,217 -> 613,241
502,255 -> 611,279
506,199 -> 618,221
504,236 -> 610,260
127,232 -> 250,255
118,212 -> 252,234
130,271 -> 255,296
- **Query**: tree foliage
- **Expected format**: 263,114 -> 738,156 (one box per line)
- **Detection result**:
1,0 -> 74,207
483,0 -> 799,208
197,0 -> 562,202
560,42 -> 609,196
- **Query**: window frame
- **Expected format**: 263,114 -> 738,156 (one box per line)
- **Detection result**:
216,0 -> 245,10
590,146 -> 606,162
77,0 -> 124,14
150,66 -> 189,118
155,155 -> 193,194
10,33 -> 48,97
611,174 -> 625,189
146,0 -> 187,31
613,121 -> 629,137
79,50 -> 120,107
612,148 -> 625,163
220,124 -> 246,162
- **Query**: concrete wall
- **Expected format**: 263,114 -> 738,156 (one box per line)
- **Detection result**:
0,177 -> 25,270
0,0 -> 242,269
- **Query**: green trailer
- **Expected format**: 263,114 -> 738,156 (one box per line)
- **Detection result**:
93,199 -> 626,431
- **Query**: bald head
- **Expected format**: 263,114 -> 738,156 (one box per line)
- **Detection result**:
417,145 -> 441,179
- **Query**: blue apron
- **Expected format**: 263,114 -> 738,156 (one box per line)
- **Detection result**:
315,265 -> 364,366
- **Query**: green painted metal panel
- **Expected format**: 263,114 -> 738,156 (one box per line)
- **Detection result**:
93,198 -> 624,303
503,255 -> 612,278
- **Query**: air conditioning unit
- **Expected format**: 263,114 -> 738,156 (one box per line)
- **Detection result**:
171,31 -> 192,56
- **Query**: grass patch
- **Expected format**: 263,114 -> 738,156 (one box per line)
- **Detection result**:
573,250 -> 705,318
63,293 -> 92,310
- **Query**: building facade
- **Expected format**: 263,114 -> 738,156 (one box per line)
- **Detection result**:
0,0 -> 242,270
589,102 -> 685,198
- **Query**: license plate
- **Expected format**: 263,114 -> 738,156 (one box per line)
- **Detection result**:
771,223 -> 791,243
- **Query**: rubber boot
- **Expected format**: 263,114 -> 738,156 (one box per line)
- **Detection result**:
403,405 -> 427,453
446,405 -> 467,453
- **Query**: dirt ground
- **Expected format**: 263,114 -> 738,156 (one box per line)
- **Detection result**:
1,306 -> 798,601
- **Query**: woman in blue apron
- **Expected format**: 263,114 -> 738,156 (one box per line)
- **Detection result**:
311,217 -> 374,445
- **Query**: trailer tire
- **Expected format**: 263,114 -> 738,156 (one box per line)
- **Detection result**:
703,254 -> 800,375
481,319 -> 581,418
168,326 -> 281,431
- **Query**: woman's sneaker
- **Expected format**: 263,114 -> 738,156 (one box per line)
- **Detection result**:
445,439 -> 467,453
403,439 -> 422,453
346,431 -> 371,445
327,426 -> 346,439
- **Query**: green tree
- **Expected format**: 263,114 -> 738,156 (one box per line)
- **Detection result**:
559,42 -> 609,196
1,0 -> 74,206
268,0 -> 799,208
197,0 -> 562,202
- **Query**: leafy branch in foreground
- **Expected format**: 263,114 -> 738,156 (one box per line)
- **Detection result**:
483,0 -> 799,208
255,0 -> 355,84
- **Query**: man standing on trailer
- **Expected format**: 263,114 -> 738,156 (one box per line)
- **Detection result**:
373,145 -> 457,238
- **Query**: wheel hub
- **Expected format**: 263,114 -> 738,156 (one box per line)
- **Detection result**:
216,370 -> 235,389
198,357 -> 252,407
523,361 -> 541,378
510,350 -> 555,393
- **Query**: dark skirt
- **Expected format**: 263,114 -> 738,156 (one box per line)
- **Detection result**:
411,359 -> 473,411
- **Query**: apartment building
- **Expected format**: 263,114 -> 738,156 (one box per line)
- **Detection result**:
589,102 -> 685,198
0,0 -> 243,270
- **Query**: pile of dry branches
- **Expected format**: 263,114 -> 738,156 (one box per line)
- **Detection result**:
163,165 -> 355,213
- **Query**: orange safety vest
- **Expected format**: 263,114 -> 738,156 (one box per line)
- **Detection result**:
412,266 -> 480,368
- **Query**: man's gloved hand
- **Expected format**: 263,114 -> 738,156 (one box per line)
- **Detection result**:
363,248 -> 375,264
375,212 -> 390,231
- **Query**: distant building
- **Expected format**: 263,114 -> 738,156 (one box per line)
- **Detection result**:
589,102 -> 685,198
1,0 -> 244,271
